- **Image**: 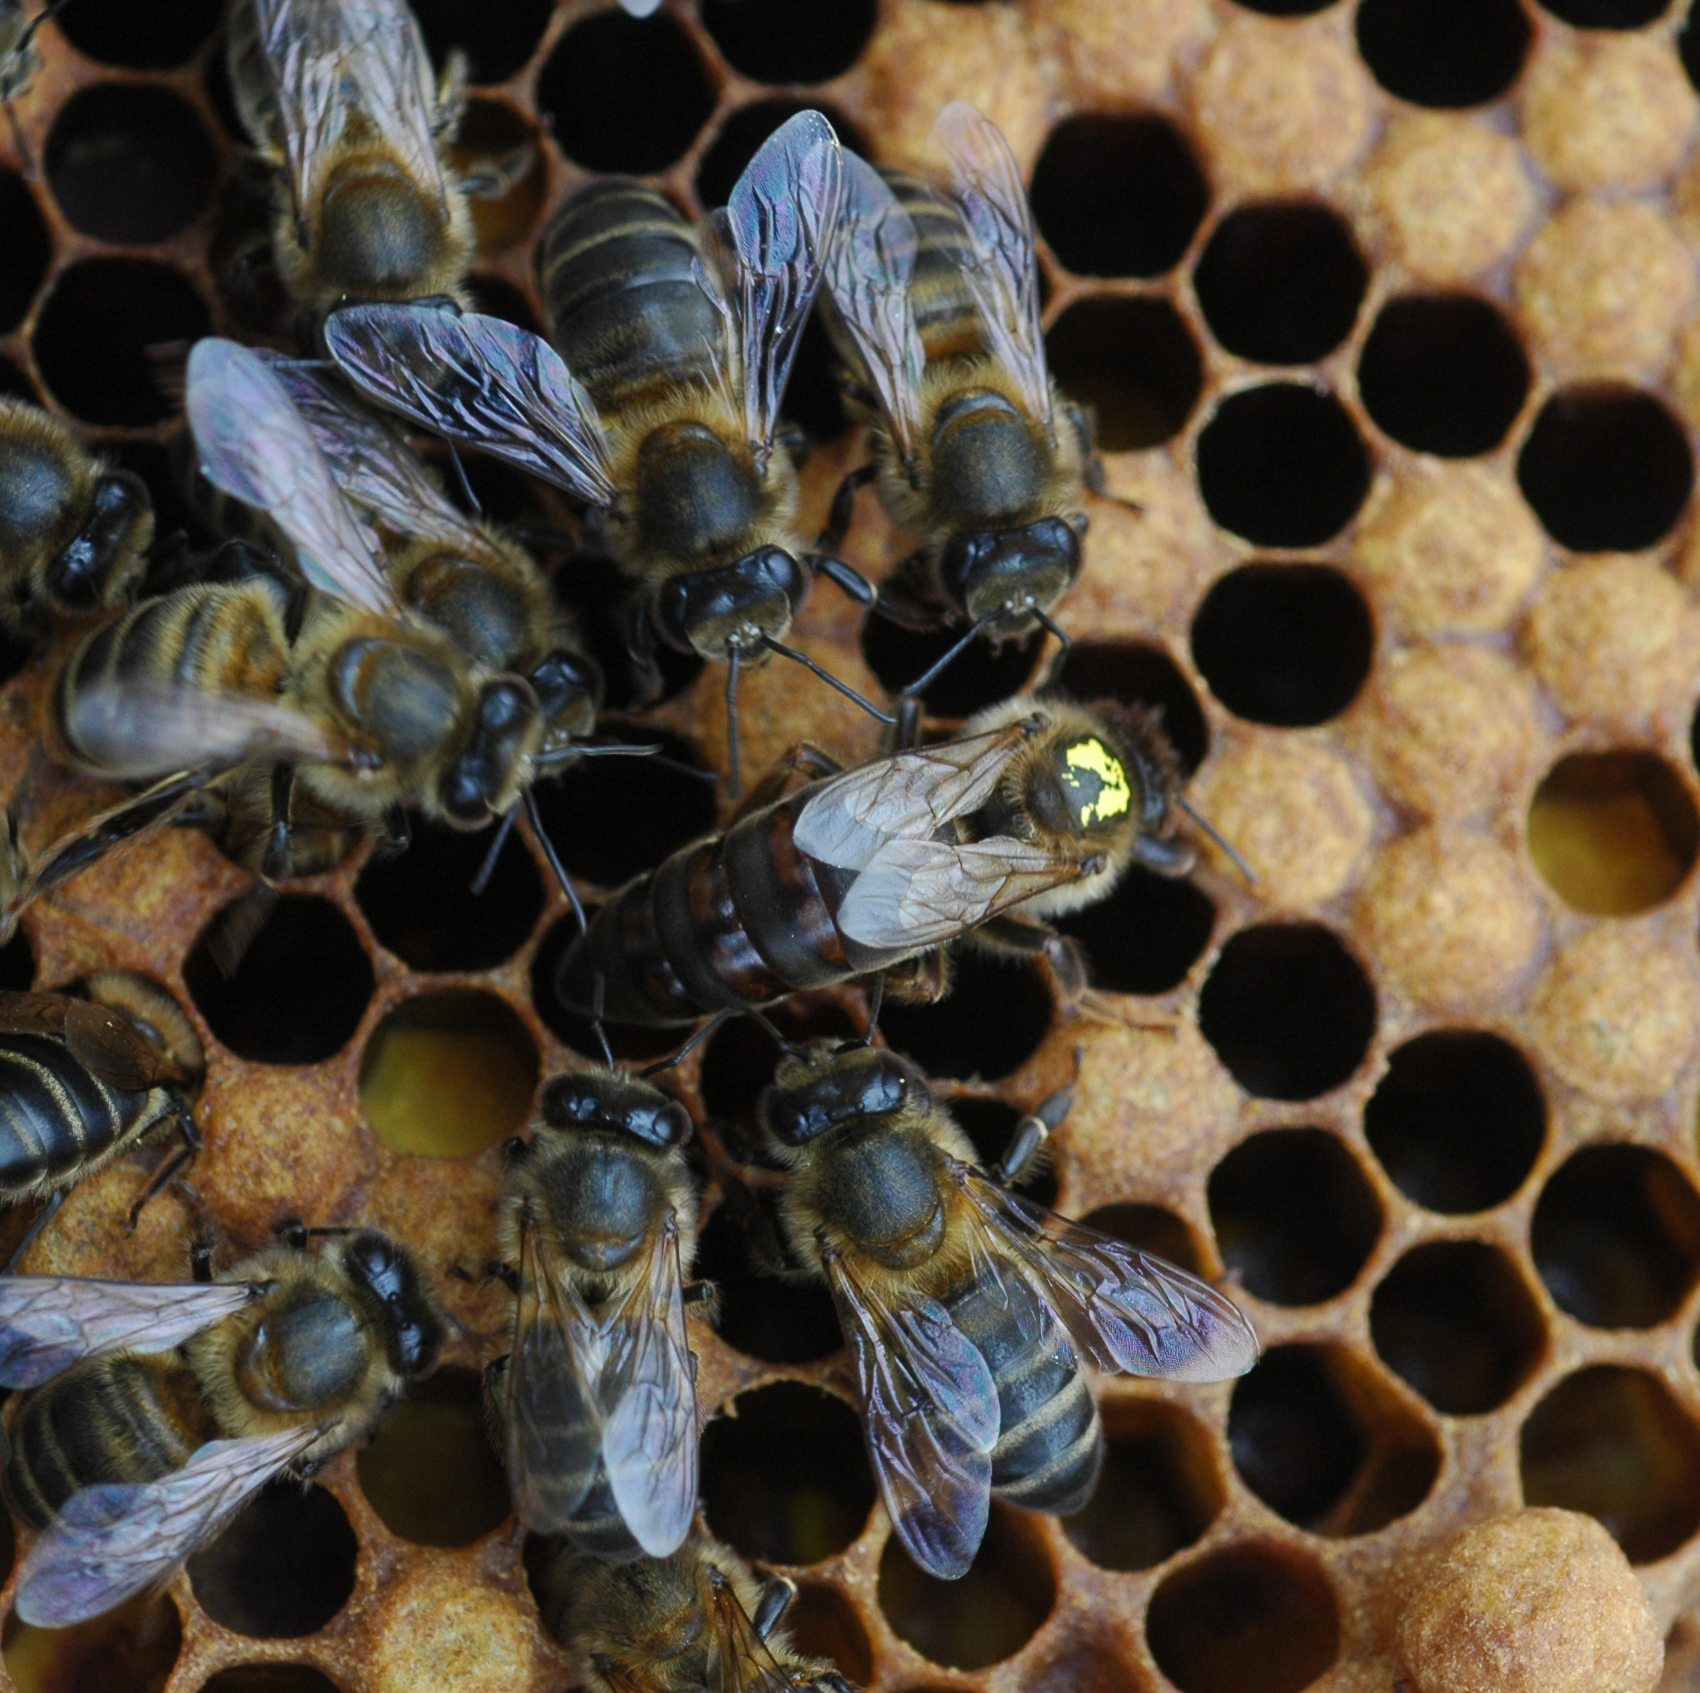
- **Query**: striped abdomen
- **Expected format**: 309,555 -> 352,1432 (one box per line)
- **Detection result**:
4,1355 -> 216,1526
0,1032 -> 179,1201
558,790 -> 908,1027
884,170 -> 987,371
943,1266 -> 1102,1515
54,581 -> 293,774
540,180 -> 725,419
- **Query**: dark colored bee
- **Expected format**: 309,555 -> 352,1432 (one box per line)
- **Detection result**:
0,398 -> 153,630
819,103 -> 1107,696
755,1040 -> 1258,1577
322,111 -> 878,787
535,1529 -> 857,1693
0,1224 -> 444,1625
557,697 -> 1196,1028
490,1067 -> 705,1561
0,973 -> 203,1270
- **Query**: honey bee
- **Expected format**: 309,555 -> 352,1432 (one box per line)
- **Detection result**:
0,1224 -> 444,1625
0,972 -> 202,1271
756,1040 -> 1258,1577
535,1530 -> 857,1693
490,1067 -> 705,1561
322,111 -> 874,788
224,0 -> 474,327
42,339 -> 591,923
0,397 -> 153,629
556,696 -> 1197,1028
819,104 -> 1102,695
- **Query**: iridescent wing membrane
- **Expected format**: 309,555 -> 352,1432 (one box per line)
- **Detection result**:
252,0 -> 449,237
792,721 -> 1085,950
504,1211 -> 697,1557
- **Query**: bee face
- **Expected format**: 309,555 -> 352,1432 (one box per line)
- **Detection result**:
938,512 -> 1083,631
341,1230 -> 445,1380
650,545 -> 807,661
763,1044 -> 920,1148
530,649 -> 604,754
541,1071 -> 694,1151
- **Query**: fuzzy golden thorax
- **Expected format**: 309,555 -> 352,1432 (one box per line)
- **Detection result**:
81,971 -> 205,1087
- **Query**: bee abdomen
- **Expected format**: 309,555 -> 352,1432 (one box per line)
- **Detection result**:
883,171 -> 986,369
540,180 -> 723,416
557,1463 -> 643,1563
945,1268 -> 1104,1516
0,1035 -> 150,1197
4,1356 -> 210,1527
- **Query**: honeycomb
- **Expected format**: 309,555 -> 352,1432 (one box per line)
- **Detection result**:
3,0 -> 1700,1689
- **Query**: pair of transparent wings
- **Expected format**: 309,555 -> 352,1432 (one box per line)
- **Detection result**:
251,0 -> 449,236
822,101 -> 1052,465
791,718 -> 1082,951
503,1211 -> 698,1559
826,1164 -> 1259,1579
65,337 -> 421,789
0,1273 -> 325,1627
322,108 -> 844,502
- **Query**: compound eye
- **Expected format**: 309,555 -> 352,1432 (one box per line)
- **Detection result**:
655,1100 -> 693,1147
541,1075 -> 600,1126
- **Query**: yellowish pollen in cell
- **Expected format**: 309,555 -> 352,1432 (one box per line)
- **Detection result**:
1066,739 -> 1132,827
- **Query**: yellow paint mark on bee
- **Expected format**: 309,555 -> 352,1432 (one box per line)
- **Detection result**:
1064,739 -> 1131,827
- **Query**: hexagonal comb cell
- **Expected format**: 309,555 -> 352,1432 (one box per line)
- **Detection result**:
1062,1398 -> 1222,1572
201,1669 -> 343,1693
56,0 -> 221,66
359,989 -> 540,1157
860,618 -> 1042,717
1228,1344 -> 1439,1535
186,1484 -> 358,1637
1045,296 -> 1202,451
1145,1542 -> 1339,1693
700,1383 -> 874,1565
1531,1144 -> 1700,1329
1049,642 -> 1209,776
879,951 -> 1053,1082
1190,563 -> 1372,729
1209,1127 -> 1382,1306
1354,0 -> 1531,108
1528,751 -> 1700,916
693,1198 -> 845,1363
1369,1240 -> 1546,1413
1521,1366 -> 1700,1563
1078,1202 -> 1205,1272
356,1366 -> 510,1547
1364,1030 -> 1545,1214
878,1504 -> 1056,1671
782,1585 -> 873,1687
407,0 -> 551,83
700,0 -> 875,85
0,173 -> 49,333
3,1591 -> 179,1693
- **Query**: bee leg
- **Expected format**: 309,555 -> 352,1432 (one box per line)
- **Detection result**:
895,610 -> 997,702
818,1677 -> 857,1693
860,972 -> 885,1043
1,1189 -> 62,1275
970,914 -> 1087,1001
273,1217 -> 310,1251
484,1260 -> 520,1294
1068,401 -> 1142,515
802,553 -> 876,609
817,463 -> 878,554
189,1231 -> 217,1284
620,597 -> 665,708
1132,829 -> 1199,879
126,1108 -> 203,1230
750,1571 -> 797,1638
681,1280 -> 716,1305
999,1082 -> 1075,1186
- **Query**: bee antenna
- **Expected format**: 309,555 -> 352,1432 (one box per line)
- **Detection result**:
759,635 -> 896,726
1035,607 -> 1073,689
588,971 -> 617,1071
895,611 -> 996,702
639,1007 -> 734,1077
470,806 -> 518,896
443,439 -> 482,515
861,972 -> 885,1045
726,645 -> 743,801
1176,794 -> 1257,885
522,788 -> 588,934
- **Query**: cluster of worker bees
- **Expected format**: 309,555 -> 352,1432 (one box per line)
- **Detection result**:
0,0 -> 1265,1686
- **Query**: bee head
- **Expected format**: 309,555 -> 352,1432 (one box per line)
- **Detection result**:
541,1071 -> 694,1150
939,514 -> 1083,635
341,1230 -> 445,1381
529,649 -> 604,756
761,1041 -> 925,1147
651,546 -> 807,661
437,677 -> 540,827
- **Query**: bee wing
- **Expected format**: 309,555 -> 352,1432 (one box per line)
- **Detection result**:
823,1252 -> 997,1581
836,837 -> 1084,951
60,999 -> 179,1091
703,1569 -> 798,1693
12,1423 -> 322,1627
706,108 -> 843,457
954,1166 -> 1260,1382
928,102 -> 1052,431
185,338 -> 403,618
260,354 -> 486,553
0,1278 -> 260,1389
324,304 -> 619,508
252,0 -> 446,236
822,151 -> 926,463
503,1217 -> 602,1534
597,1214 -> 698,1559
792,723 -> 1029,872
65,681 -> 345,783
